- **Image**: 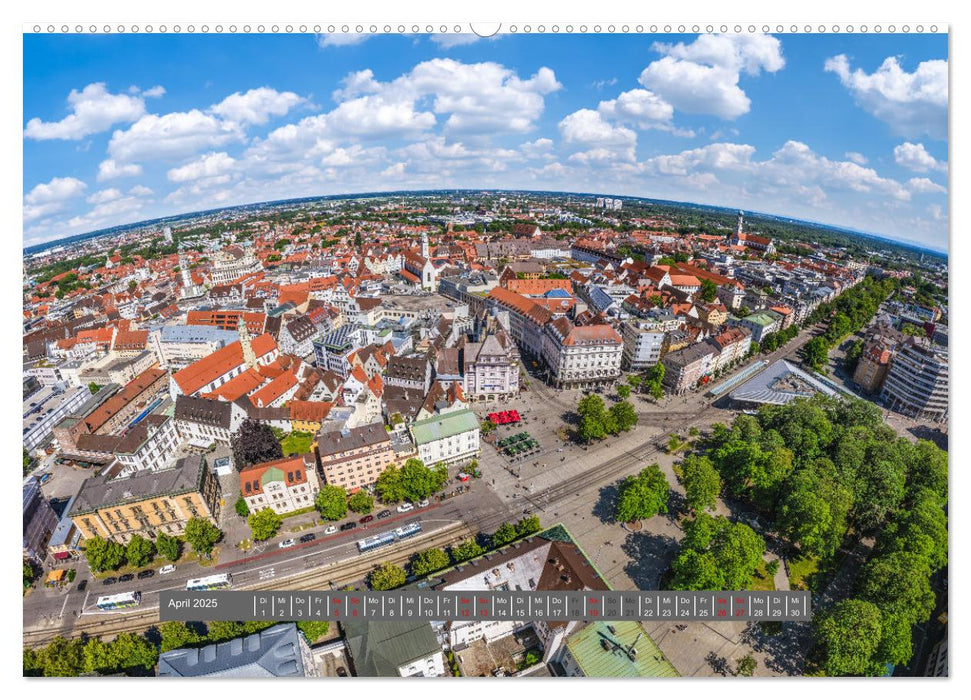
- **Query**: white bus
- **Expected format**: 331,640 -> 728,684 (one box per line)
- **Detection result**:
96,591 -> 141,610
185,573 -> 233,591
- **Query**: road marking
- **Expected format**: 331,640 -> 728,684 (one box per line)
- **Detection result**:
59,593 -> 70,618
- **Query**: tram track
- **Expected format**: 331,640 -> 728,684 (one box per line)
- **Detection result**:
23,521 -> 473,648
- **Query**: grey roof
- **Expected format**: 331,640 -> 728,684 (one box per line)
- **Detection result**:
69,453 -> 207,516
729,359 -> 840,406
342,620 -> 441,677
316,422 -> 391,457
175,394 -> 233,429
160,324 -> 238,345
158,623 -> 308,677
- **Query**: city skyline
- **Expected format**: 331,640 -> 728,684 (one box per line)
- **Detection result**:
24,32 -> 948,250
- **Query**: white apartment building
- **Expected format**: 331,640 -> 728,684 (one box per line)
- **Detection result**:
410,408 -> 480,467
541,318 -> 623,389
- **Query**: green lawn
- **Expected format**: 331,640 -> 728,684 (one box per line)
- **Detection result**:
280,431 -> 314,456
749,560 -> 776,591
788,555 -> 820,591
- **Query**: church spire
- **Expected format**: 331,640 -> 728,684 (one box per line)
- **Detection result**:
238,316 -> 256,369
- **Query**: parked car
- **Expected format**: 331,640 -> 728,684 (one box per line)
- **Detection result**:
396,503 -> 414,513
377,510 -> 392,519
359,515 -> 374,524
102,577 -> 117,586
457,473 -> 471,482
324,525 -> 338,535
137,569 -> 154,580
279,539 -> 296,549
340,522 -> 357,532
417,499 -> 430,508
159,564 -> 176,575
299,533 -> 316,543
76,579 -> 87,592
118,573 -> 134,583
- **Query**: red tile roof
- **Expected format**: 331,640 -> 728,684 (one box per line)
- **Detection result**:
250,369 -> 299,408
173,333 -> 277,395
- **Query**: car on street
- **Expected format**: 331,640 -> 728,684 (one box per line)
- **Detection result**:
324,525 -> 338,535
359,515 -> 374,524
119,573 -> 134,583
137,569 -> 154,580
377,510 -> 392,519
396,503 -> 414,513
417,499 -> 429,508
159,564 -> 176,575
76,579 -> 87,592
340,522 -> 357,531
102,577 -> 117,586
279,539 -> 296,549
299,533 -> 316,543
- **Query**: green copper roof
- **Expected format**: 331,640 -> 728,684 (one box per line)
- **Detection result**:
260,466 -> 286,486
409,408 -> 479,446
565,620 -> 679,677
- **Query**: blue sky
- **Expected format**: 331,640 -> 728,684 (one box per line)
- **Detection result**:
23,32 -> 948,250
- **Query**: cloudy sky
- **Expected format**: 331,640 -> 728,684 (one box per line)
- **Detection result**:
24,32 -> 948,251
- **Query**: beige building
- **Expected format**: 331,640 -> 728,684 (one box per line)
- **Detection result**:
69,454 -> 221,544
315,422 -> 395,491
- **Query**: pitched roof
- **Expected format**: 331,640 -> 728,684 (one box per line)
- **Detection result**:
249,369 -> 299,407
158,623 -> 308,678
172,333 -> 277,395
239,454 -> 314,496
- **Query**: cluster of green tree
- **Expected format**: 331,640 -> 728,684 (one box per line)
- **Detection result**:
698,278 -> 718,303
83,519 -> 221,572
698,396 -> 947,673
23,619 -> 331,677
678,454 -> 723,513
615,464 -> 670,523
232,421 -> 284,471
48,271 -> 92,299
23,560 -> 38,590
30,252 -> 107,283
629,364 -> 665,401
657,252 -> 690,265
670,512 -> 766,590
575,394 -> 638,443
23,447 -> 32,476
373,458 -> 449,504
310,484 -> 378,525
900,322 -> 927,337
758,324 -> 800,354
811,447 -> 947,675
802,276 -> 899,371
373,516 -> 543,588
273,238 -> 291,251
843,339 -> 864,375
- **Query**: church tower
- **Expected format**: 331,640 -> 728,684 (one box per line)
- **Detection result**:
421,231 -> 430,259
237,316 -> 257,369
178,248 -> 192,289
736,210 -> 745,236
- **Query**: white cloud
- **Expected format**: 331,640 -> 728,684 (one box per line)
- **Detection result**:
317,33 -> 370,47
644,142 -> 756,176
381,162 -> 407,178
142,85 -> 166,98
907,177 -> 946,194
86,188 -> 123,204
844,151 -> 868,165
559,109 -> 637,163
211,87 -> 306,125
429,34 -> 481,49
24,83 -> 146,140
167,151 -> 238,182
639,34 -> 784,119
23,176 -> 87,222
825,55 -> 948,139
598,89 -> 674,129
108,110 -> 245,162
128,185 -> 154,197
97,159 -> 143,181
592,78 -> 618,90
927,204 -> 944,221
893,142 -> 947,172
520,138 -> 554,159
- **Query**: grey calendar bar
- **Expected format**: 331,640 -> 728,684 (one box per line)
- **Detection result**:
160,590 -> 810,622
